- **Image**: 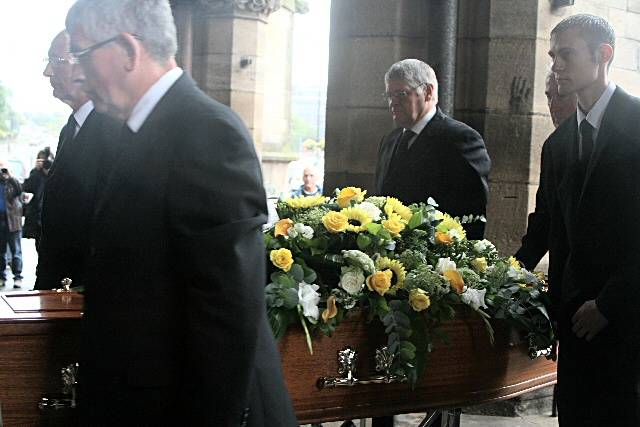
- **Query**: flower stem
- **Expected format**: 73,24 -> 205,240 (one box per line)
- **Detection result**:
298,306 -> 314,355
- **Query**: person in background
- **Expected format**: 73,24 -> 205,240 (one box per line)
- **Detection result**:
546,71 -> 578,128
373,59 -> 491,240
291,165 -> 322,197
35,30 -> 120,290
22,148 -> 54,252
0,164 -> 23,288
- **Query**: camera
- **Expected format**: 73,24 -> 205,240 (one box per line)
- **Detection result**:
0,168 -> 8,174
43,160 -> 53,170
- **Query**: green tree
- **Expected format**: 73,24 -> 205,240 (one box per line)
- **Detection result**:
0,82 -> 19,139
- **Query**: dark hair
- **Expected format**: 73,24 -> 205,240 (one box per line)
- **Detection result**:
551,14 -> 616,67
37,147 -> 53,160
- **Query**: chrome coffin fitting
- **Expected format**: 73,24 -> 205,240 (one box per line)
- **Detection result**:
317,346 -> 358,389
39,362 -> 79,411
54,277 -> 73,292
317,346 -> 407,389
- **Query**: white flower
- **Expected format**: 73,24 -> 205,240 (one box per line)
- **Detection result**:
473,239 -> 495,254
342,250 -> 376,275
385,240 -> 396,251
448,228 -> 463,241
427,197 -> 438,207
288,222 -> 314,239
460,286 -> 488,311
436,257 -> 457,274
339,266 -> 365,295
297,282 -> 320,321
355,201 -> 382,221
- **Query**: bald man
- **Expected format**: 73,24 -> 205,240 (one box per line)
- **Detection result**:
35,30 -> 120,290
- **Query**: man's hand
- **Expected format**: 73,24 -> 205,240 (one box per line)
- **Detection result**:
571,299 -> 609,341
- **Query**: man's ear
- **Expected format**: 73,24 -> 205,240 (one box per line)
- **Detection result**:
118,33 -> 142,71
597,43 -> 614,67
424,83 -> 435,102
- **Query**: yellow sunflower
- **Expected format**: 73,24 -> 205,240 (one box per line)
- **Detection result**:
376,257 -> 406,289
435,213 -> 466,240
285,195 -> 327,209
384,197 -> 413,223
340,207 -> 372,233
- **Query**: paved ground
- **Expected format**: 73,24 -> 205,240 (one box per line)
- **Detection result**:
304,413 -> 559,426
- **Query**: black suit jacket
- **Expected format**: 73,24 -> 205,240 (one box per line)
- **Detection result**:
80,74 -> 296,426
34,109 -> 120,290
374,108 -> 491,239
516,87 -> 640,341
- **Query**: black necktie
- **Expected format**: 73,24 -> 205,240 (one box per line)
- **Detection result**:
49,114 -> 77,175
389,130 -> 416,171
579,119 -> 594,162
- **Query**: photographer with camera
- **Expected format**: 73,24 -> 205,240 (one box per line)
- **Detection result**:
23,148 -> 54,252
0,164 -> 23,288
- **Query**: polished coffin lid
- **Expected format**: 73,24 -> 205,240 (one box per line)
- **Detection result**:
0,291 -> 83,320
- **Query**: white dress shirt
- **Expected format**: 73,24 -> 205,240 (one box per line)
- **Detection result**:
576,80 -> 616,158
127,67 -> 184,133
406,105 -> 437,149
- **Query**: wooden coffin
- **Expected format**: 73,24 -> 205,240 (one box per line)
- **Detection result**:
278,308 -> 557,424
0,292 -> 556,425
0,291 -> 82,426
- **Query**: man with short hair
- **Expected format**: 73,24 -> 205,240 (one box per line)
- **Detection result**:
35,30 -> 119,290
374,59 -> 491,239
519,14 -> 640,426
66,0 -> 296,425
291,165 -> 322,197
546,71 -> 578,128
514,73 -> 577,271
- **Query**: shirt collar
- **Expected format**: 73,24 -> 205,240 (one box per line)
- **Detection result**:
73,100 -> 94,129
409,105 -> 437,135
576,80 -> 616,130
127,67 -> 184,133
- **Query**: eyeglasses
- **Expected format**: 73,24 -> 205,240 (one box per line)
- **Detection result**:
382,83 -> 426,102
43,57 -> 73,67
69,34 -> 143,64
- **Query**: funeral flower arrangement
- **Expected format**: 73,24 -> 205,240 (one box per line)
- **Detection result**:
264,188 -> 554,385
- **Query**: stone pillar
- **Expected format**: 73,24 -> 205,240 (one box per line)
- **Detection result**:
172,0 -> 194,74
190,0 -> 282,153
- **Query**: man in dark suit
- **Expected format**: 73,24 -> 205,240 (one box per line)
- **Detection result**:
35,30 -> 120,290
514,71 -> 576,270
374,59 -> 491,239
517,14 -> 640,426
66,0 -> 296,425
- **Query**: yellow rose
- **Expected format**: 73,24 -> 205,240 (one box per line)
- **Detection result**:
322,211 -> 349,233
383,217 -> 405,236
322,295 -> 338,323
470,257 -> 488,273
274,218 -> 294,237
409,288 -> 431,312
435,231 -> 453,245
337,187 -> 366,208
270,248 -> 294,272
508,256 -> 522,270
443,269 -> 465,294
366,270 -> 393,296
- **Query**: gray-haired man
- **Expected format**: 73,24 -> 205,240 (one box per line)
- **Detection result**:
65,0 -> 296,425
373,59 -> 491,239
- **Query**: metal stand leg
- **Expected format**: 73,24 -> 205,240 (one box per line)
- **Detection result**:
442,408 -> 461,427
371,415 -> 393,427
551,383 -> 558,417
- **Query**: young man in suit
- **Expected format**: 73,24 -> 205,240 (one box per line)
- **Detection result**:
65,0 -> 296,425
35,30 -> 120,290
374,59 -> 491,239
518,14 -> 640,426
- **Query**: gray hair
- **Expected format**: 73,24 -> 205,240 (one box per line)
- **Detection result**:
66,0 -> 178,62
551,14 -> 615,66
384,59 -> 438,98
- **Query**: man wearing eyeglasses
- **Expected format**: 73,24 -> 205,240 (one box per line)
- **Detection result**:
35,30 -> 119,291
65,0 -> 296,425
374,59 -> 491,239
